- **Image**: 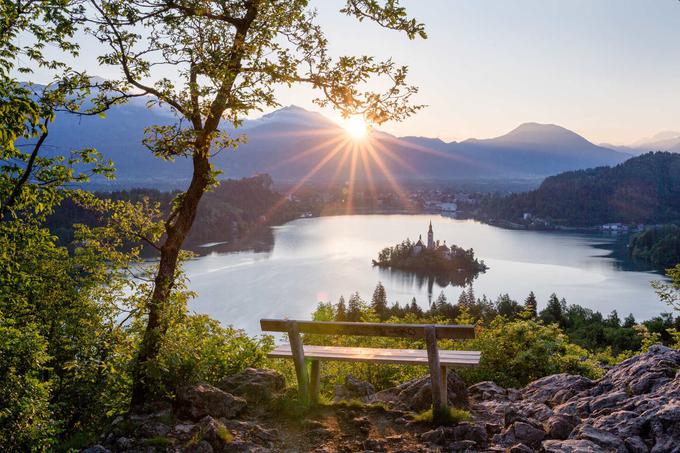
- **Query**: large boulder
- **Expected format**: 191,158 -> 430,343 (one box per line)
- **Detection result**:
176,383 -> 247,421
522,373 -> 594,407
218,368 -> 285,402
333,375 -> 376,402
543,439 -> 606,452
371,372 -> 468,411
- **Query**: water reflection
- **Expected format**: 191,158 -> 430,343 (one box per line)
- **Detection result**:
184,215 -> 666,335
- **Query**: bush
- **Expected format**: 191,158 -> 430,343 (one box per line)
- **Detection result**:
0,317 -> 55,451
152,314 -> 274,398
413,407 -> 471,425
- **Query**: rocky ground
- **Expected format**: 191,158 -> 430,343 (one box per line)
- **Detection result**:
85,345 -> 680,452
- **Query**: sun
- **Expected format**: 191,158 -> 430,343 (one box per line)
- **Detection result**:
341,115 -> 368,139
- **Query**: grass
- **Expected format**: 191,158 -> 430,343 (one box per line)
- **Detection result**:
413,407 -> 471,425
333,399 -> 390,411
216,425 -> 234,443
143,436 -> 175,448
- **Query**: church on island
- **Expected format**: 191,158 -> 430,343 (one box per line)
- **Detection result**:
413,221 -> 454,259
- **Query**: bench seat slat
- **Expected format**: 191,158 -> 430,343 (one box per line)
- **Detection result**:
268,344 -> 481,368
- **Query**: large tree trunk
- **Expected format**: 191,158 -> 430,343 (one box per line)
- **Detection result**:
130,150 -> 211,408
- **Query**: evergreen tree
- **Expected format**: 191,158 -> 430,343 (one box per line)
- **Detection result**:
371,282 -> 388,320
347,292 -> 364,322
335,296 -> 347,321
623,313 -> 637,328
524,291 -> 538,318
539,293 -> 566,326
409,297 -> 423,316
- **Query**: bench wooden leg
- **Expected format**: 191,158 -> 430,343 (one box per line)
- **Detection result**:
287,321 -> 309,403
440,365 -> 448,407
310,360 -> 321,404
425,326 -> 447,418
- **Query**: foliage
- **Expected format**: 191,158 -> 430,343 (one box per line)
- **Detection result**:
479,152 -> 680,227
152,314 -> 273,398
652,264 -> 680,313
629,225 -> 680,268
0,316 -> 54,451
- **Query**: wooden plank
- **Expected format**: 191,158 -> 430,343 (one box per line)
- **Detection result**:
310,360 -> 320,404
425,326 -> 446,415
261,319 -> 475,340
440,365 -> 448,408
287,321 -> 309,403
268,344 -> 480,367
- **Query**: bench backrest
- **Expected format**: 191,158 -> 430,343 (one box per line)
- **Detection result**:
260,319 -> 475,340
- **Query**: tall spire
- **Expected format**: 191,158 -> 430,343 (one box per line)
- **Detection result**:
427,220 -> 434,249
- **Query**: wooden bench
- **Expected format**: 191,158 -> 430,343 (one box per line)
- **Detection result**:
260,319 -> 480,414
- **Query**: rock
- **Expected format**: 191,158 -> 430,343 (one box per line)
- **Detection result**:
494,421 -> 545,448
218,368 -> 285,402
589,391 -> 628,414
545,414 -> 579,440
421,427 -> 446,445
198,416 -> 233,451
114,437 -> 133,450
452,421 -> 488,446
448,439 -> 478,451
176,383 -> 247,421
82,445 -> 111,453
543,439 -> 606,452
351,416 -> 371,434
188,440 -> 214,453
571,424 -> 627,453
371,371 -> 468,411
508,443 -> 533,453
334,375 -> 376,402
522,374 -> 594,407
363,439 -> 387,451
467,381 -> 507,401
309,427 -> 334,441
624,436 -> 649,453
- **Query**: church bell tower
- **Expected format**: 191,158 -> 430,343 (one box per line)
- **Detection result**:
427,221 -> 434,249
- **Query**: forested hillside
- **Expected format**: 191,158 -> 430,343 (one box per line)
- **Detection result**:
479,152 -> 680,227
48,175 -> 301,253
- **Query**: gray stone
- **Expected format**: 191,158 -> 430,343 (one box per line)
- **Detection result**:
571,424 -> 627,453
467,381 -> 507,401
452,421 -> 487,446
421,427 -> 446,445
545,414 -> 579,440
508,443 -> 533,453
218,368 -> 285,402
543,439 -> 606,452
199,416 -> 232,451
371,372 -> 468,411
176,383 -> 247,420
82,444 -> 111,453
448,440 -> 478,451
522,374 -> 594,407
334,375 -> 376,402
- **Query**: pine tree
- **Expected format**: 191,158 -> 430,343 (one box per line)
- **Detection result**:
524,291 -> 538,318
347,292 -> 364,322
371,282 -> 388,320
336,295 -> 347,321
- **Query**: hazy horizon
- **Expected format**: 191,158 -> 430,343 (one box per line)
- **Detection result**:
21,0 -> 680,146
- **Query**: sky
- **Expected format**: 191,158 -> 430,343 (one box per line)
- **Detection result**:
23,0 -> 680,145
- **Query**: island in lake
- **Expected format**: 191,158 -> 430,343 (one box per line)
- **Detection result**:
373,221 -> 488,287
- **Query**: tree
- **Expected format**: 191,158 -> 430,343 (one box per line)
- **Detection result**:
652,264 -> 680,313
347,292 -> 365,322
89,0 -> 426,407
524,291 -> 538,318
336,295 -> 347,321
371,282 -> 388,319
540,293 -> 566,326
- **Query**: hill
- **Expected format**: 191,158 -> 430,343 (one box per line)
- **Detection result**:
26,90 -> 629,185
478,152 -> 680,227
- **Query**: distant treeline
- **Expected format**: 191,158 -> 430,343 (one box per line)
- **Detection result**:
477,152 -> 680,227
629,225 -> 680,268
331,283 -> 680,358
48,174 -> 302,254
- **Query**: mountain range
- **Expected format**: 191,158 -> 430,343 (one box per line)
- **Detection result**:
603,131 -> 680,156
36,99 -> 646,186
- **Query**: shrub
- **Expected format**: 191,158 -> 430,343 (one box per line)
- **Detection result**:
152,314 -> 274,398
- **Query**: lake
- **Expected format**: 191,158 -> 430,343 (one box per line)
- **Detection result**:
185,214 -> 667,335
